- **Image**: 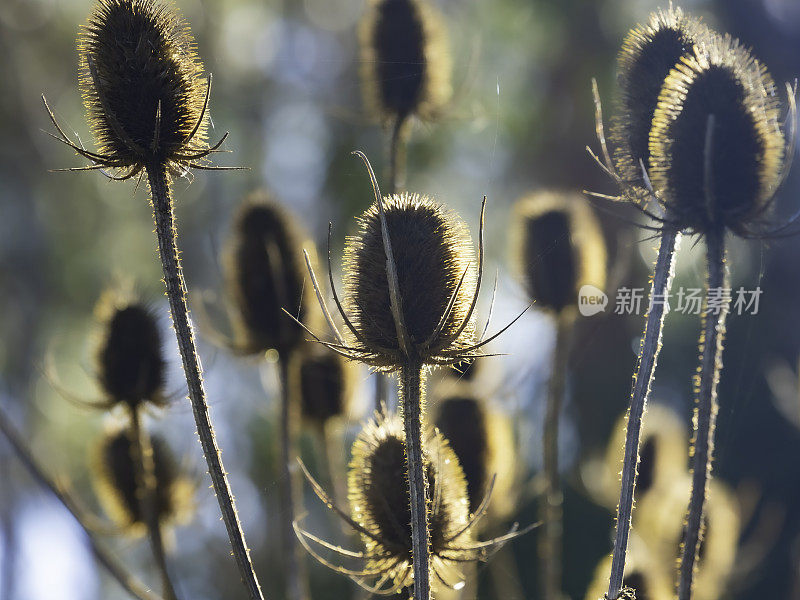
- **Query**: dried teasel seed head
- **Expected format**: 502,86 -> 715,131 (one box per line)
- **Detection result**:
649,35 -> 786,235
611,6 -> 711,198
90,425 -> 193,534
512,191 -> 606,314
224,191 -> 317,356
95,291 -> 166,408
434,395 -> 517,520
343,192 -> 477,370
347,413 -> 471,584
359,0 -> 452,124
78,0 -> 208,172
296,345 -> 354,426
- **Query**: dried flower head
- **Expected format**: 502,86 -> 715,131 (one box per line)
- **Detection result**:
95,291 -> 166,409
91,425 -> 193,534
512,191 -> 606,314
296,345 -> 353,425
294,413 -> 528,594
648,35 -> 787,235
359,0 -> 451,124
610,6 -> 710,198
434,395 -> 517,520
224,191 -> 316,356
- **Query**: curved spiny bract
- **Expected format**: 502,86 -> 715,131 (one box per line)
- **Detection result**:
512,191 -> 606,314
610,5 -> 711,200
297,345 -> 354,426
359,0 -> 451,125
224,191 -> 316,357
343,192 -> 477,371
95,292 -> 166,409
78,0 -> 208,175
348,414 -> 471,591
649,35 -> 785,236
433,395 -> 517,521
91,426 -> 193,535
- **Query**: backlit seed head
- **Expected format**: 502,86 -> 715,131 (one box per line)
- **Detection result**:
343,192 -> 477,371
296,345 -> 354,426
434,395 -> 518,520
348,413 -> 471,587
611,6 -> 710,198
224,191 -> 316,356
359,0 -> 451,124
649,35 -> 785,235
78,0 -> 208,172
95,291 -> 166,408
512,191 -> 606,314
91,425 -> 193,534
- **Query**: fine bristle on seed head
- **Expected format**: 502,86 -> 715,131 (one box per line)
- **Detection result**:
296,345 -> 353,425
649,35 -> 785,235
343,192 -> 477,370
91,425 -> 193,534
225,191 -> 316,356
359,0 -> 451,124
347,413 -> 470,583
95,291 -> 166,408
512,191 -> 606,314
611,6 -> 710,198
78,0 -> 208,171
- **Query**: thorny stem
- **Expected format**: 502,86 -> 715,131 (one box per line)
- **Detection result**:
541,313 -> 573,600
278,355 -> 309,600
607,227 -> 679,599
0,404 -> 164,600
400,361 -> 431,600
678,229 -> 728,600
147,164 -> 264,600
129,407 -> 178,600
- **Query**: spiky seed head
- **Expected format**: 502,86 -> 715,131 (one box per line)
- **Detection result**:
343,192 -> 477,370
348,414 -> 471,586
512,191 -> 606,314
90,425 -> 193,534
649,36 -> 785,235
434,395 -> 517,520
359,0 -> 451,124
224,191 -> 316,356
78,0 -> 207,171
296,346 -> 353,425
95,291 -> 166,408
611,6 -> 710,197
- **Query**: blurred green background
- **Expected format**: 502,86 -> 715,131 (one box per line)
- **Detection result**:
2,0 -> 800,598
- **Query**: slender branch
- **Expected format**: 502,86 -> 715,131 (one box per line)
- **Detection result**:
400,361 -> 430,600
678,228 -> 728,600
540,312 -> 573,600
278,355 -> 309,600
129,407 -> 178,600
0,404 -> 164,600
0,456 -> 17,600
607,227 -> 680,599
146,164 -> 264,600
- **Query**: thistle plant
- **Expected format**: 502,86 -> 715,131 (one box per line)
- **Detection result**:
292,151 -> 527,600
42,1 -> 262,597
223,192 -> 318,600
512,190 -> 606,600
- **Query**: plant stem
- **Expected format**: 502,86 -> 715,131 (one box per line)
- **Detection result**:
278,354 -> 309,600
129,407 -> 177,600
147,164 -> 264,600
607,227 -> 679,599
678,228 -> 728,600
400,360 -> 430,600
0,404 -> 164,600
541,313 -> 573,600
